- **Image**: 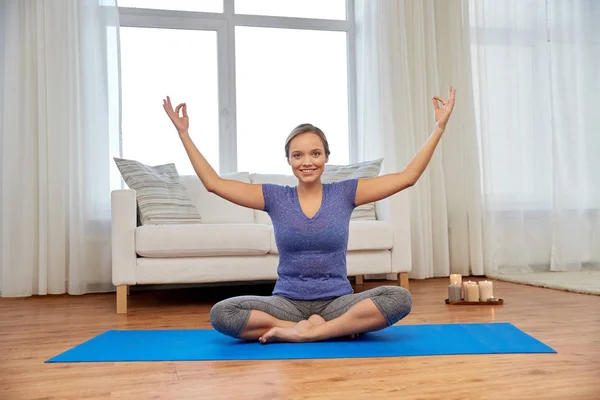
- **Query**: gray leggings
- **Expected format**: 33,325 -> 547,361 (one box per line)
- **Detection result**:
210,285 -> 412,338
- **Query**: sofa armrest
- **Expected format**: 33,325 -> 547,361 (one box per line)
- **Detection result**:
111,189 -> 137,286
375,192 -> 412,273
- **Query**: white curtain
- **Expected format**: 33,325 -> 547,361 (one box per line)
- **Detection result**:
470,0 -> 600,274
354,0 -> 484,279
0,0 -> 121,296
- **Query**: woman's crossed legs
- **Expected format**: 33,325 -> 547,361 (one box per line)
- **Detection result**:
209,286 -> 412,343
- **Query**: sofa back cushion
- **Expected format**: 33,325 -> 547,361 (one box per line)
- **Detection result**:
113,158 -> 202,225
180,172 -> 255,224
322,158 -> 383,220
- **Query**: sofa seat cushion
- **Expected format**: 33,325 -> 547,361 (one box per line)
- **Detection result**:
136,224 -> 271,257
268,220 -> 393,254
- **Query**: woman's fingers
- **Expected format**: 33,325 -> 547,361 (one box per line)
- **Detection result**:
434,96 -> 448,106
163,96 -> 189,119
163,97 -> 175,113
433,97 -> 448,111
162,101 -> 174,118
432,97 -> 441,110
446,89 -> 456,111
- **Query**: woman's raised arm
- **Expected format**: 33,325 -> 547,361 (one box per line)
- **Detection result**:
163,96 -> 265,210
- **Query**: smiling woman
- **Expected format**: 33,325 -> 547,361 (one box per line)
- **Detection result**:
161,86 -> 455,344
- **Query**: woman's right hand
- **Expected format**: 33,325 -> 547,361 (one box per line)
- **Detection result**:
162,96 -> 189,136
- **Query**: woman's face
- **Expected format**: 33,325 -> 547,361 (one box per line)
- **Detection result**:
288,132 -> 328,185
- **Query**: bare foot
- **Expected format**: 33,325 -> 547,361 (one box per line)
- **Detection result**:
308,314 -> 359,340
259,320 -> 315,344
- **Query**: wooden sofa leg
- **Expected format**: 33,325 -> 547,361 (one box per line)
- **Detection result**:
355,275 -> 364,285
398,272 -> 409,290
117,285 -> 128,315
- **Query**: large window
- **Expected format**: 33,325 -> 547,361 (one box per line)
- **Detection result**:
117,0 -> 355,181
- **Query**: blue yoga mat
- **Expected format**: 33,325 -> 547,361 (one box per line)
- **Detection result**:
46,322 -> 555,363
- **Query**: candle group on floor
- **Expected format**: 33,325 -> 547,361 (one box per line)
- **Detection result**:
448,274 -> 495,302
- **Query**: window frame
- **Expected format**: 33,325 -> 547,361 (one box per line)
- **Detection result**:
118,0 -> 357,174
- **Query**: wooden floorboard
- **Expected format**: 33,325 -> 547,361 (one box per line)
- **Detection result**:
1,277 -> 599,400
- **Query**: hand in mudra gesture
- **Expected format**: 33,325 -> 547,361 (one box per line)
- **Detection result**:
163,96 -> 189,135
432,86 -> 457,130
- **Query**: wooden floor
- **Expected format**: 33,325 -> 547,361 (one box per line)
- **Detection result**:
1,277 -> 599,400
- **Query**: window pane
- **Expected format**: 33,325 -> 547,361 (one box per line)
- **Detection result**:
118,0 -> 222,13
235,27 -> 349,174
120,27 -> 219,175
235,0 -> 346,20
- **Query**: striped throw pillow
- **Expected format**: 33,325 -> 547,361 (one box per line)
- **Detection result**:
322,158 -> 383,220
114,158 -> 202,225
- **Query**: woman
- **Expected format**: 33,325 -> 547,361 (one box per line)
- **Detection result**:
162,86 -> 456,344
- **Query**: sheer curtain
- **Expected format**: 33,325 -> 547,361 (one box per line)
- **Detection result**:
354,0 -> 484,279
470,0 -> 600,274
0,0 -> 121,296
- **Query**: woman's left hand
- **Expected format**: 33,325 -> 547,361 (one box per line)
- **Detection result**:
432,86 -> 457,130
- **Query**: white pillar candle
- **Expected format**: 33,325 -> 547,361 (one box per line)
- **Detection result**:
448,284 -> 462,302
466,283 -> 480,302
462,281 -> 473,300
449,274 -> 462,285
479,280 -> 494,301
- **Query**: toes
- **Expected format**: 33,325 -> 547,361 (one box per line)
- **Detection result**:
259,328 -> 276,344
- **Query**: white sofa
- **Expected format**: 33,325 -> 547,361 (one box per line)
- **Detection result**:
111,172 -> 412,314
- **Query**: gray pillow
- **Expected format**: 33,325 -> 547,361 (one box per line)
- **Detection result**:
113,158 -> 202,225
322,158 -> 383,220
